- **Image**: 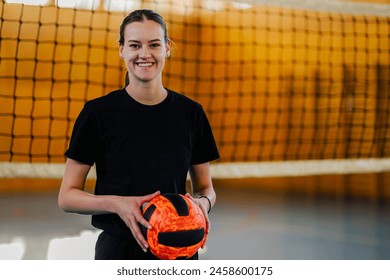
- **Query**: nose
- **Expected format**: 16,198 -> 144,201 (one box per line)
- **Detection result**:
139,46 -> 151,59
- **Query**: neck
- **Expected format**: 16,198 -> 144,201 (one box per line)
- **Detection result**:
125,83 -> 167,106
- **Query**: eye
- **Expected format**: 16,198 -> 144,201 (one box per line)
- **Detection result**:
150,43 -> 161,48
129,44 -> 141,49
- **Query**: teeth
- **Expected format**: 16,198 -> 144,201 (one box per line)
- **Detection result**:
137,63 -> 153,67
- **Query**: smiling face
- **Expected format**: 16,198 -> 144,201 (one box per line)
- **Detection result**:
119,19 -> 171,85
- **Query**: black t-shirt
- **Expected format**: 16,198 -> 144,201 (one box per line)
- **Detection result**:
65,88 -> 220,237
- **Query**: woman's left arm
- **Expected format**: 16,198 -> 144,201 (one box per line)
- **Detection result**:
188,162 -> 216,214
187,162 -> 216,248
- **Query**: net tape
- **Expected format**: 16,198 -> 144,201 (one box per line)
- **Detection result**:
0,0 -> 389,178
2,158 -> 390,178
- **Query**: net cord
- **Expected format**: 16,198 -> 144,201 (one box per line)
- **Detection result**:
1,159 -> 390,179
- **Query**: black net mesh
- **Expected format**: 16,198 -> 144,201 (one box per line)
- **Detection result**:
0,0 -> 389,164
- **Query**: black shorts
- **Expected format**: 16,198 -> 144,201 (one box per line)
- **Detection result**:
95,231 -> 199,260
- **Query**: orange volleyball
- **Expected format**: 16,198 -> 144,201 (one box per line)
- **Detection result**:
141,193 -> 207,260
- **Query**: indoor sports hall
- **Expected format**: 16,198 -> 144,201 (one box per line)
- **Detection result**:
1,0 -> 389,260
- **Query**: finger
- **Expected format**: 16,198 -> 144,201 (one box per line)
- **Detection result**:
137,212 -> 152,230
129,227 -> 146,251
205,214 -> 210,233
202,211 -> 211,248
185,192 -> 193,199
201,218 -> 210,249
198,199 -> 210,225
126,200 -> 152,230
129,216 -> 149,252
140,190 -> 161,205
202,232 -> 208,249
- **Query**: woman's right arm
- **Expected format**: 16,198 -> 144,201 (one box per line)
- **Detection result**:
58,157 -> 114,215
58,157 -> 159,252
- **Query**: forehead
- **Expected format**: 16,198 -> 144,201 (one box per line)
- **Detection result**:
124,20 -> 165,41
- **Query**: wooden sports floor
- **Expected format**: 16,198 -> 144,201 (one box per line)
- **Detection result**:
0,185 -> 389,260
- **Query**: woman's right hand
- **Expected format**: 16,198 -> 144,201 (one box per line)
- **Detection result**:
59,158 -> 161,252
114,191 -> 160,252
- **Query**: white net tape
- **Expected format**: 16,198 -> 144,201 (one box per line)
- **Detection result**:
1,159 -> 390,179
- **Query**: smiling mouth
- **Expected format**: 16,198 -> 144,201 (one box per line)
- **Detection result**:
136,62 -> 154,67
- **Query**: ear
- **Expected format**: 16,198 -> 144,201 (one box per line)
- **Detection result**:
165,39 -> 171,58
119,44 -> 124,59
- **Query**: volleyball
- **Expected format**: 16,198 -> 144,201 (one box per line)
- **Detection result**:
140,193 -> 207,260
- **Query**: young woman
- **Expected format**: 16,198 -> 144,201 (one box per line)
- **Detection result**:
58,9 -> 219,260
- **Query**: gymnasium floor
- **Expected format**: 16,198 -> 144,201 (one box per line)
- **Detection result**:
0,185 -> 389,260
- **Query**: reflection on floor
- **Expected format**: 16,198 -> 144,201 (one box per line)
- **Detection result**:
1,186 -> 389,260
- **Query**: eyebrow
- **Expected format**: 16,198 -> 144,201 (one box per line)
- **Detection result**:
127,39 -> 162,43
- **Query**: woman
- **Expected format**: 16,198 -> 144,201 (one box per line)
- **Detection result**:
58,9 -> 219,260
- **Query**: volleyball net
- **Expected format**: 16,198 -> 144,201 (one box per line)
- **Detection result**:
0,0 -> 389,179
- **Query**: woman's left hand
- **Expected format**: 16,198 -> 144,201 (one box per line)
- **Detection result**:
185,193 -> 210,249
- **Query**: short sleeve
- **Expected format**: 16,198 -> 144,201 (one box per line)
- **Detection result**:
65,102 -> 99,166
191,107 -> 220,165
